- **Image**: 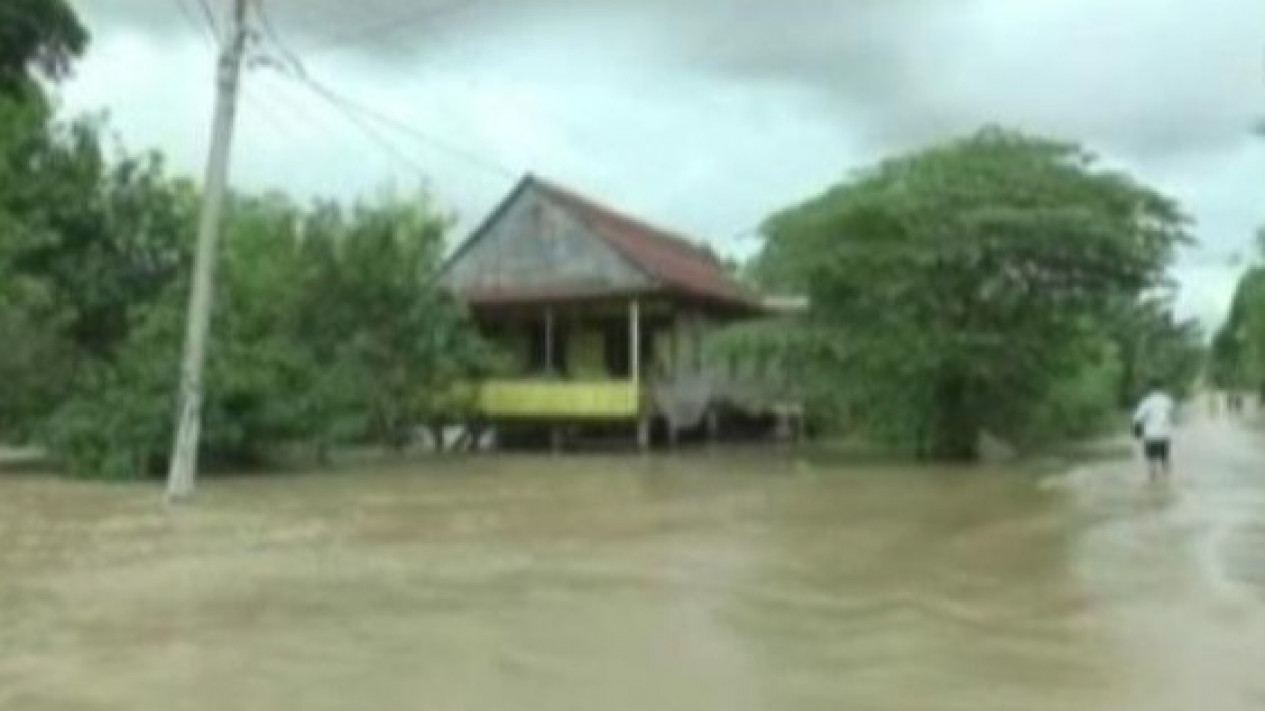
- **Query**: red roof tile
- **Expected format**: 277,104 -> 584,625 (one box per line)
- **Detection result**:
529,177 -> 761,312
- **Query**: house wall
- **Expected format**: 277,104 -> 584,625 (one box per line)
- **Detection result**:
477,300 -> 679,381
445,187 -> 651,295
667,311 -> 708,375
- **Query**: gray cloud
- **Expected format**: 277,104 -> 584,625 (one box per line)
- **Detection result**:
65,0 -> 1265,326
249,0 -> 1265,160
83,0 -> 1265,160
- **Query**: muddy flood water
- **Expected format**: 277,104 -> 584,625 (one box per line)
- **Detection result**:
3,418 -> 1265,711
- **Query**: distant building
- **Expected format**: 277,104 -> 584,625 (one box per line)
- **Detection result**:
440,175 -> 792,448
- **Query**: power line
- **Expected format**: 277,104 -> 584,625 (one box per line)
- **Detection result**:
250,72 -> 348,140
307,77 -> 519,181
252,0 -> 307,80
189,0 -> 437,179
290,1 -> 589,142
251,0 -> 621,194
250,2 -> 498,182
173,0 -> 217,46
240,0 -> 481,59
288,76 -> 440,179
295,70 -> 518,181
240,84 -> 298,137
248,0 -> 540,145
193,0 -> 221,39
251,0 -> 519,182
252,0 -> 630,191
244,74 -> 430,183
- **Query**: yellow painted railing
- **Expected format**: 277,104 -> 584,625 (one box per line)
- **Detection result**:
476,380 -> 641,420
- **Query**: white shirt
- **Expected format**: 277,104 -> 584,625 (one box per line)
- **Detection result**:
1133,391 -> 1175,442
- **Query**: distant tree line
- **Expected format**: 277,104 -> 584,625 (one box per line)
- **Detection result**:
1209,229 -> 1265,398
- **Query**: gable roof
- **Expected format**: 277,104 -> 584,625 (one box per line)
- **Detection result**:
445,175 -> 763,313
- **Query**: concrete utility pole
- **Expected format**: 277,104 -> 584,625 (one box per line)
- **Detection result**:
166,0 -> 251,502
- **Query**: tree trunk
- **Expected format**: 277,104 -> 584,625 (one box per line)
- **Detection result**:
1118,346 -> 1137,408
463,421 -> 485,453
387,423 -> 409,452
913,414 -> 930,461
927,376 -> 980,462
429,423 -> 446,454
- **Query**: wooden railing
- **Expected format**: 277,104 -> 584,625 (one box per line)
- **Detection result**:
475,380 -> 640,420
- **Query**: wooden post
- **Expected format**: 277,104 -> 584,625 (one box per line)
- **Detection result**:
630,299 -> 641,388
546,306 -> 559,453
638,417 -> 652,452
631,299 -> 649,452
544,308 -> 555,374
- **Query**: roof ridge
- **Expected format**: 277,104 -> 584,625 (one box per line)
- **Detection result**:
529,176 -> 720,264
520,175 -> 761,312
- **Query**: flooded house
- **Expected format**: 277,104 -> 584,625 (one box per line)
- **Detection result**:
440,175 -> 795,449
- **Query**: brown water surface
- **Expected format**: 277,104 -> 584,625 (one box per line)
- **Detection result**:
3,419 -> 1264,710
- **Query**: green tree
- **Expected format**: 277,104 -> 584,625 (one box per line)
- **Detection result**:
1211,256 -> 1265,394
752,127 -> 1190,460
0,0 -> 91,431
1105,295 -> 1205,405
0,0 -> 88,100
290,193 -> 499,452
40,186 -> 499,478
0,2 -> 496,476
0,106 -> 198,434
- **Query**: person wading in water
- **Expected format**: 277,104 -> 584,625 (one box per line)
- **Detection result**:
1132,379 -> 1176,481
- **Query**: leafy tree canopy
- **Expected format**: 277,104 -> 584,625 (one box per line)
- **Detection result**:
0,0 -> 88,100
747,127 -> 1192,459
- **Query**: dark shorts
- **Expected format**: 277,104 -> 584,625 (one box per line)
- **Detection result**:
1143,439 -> 1170,463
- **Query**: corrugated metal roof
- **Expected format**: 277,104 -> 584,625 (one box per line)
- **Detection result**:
528,177 -> 762,311
444,176 -> 765,314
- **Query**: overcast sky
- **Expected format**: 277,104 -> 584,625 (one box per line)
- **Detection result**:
61,0 -> 1263,327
